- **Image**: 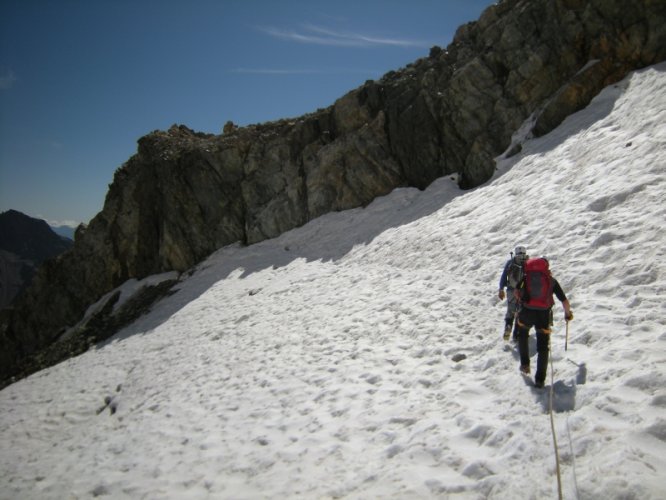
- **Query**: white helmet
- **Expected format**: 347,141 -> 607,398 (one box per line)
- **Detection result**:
514,245 -> 527,257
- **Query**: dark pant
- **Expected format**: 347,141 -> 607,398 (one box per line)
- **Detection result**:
516,307 -> 552,384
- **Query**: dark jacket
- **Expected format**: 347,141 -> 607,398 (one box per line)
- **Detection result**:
499,258 -> 524,290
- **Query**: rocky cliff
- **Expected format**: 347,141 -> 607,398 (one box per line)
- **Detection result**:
1,0 -> 665,384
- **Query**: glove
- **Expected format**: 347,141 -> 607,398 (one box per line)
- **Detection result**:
498,289 -> 505,300
565,310 -> 574,321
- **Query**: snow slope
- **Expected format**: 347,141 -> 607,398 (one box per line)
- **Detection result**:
1,63 -> 665,499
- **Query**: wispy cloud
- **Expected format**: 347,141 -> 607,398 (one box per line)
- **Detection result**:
231,68 -> 329,75
258,23 -> 428,48
0,69 -> 17,90
230,67 -> 377,76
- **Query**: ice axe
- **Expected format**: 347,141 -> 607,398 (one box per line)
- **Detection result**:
565,319 -> 570,351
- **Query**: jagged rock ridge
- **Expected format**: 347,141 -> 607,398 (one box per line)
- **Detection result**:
1,0 -> 665,383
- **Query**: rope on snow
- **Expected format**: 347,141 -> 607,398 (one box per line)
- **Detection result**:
548,337 -> 563,500
566,416 -> 581,499
547,325 -> 583,500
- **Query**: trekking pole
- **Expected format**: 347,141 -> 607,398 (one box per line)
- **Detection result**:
565,320 -> 570,351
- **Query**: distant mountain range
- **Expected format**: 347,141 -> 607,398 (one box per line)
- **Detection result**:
49,224 -> 77,240
0,210 -> 73,309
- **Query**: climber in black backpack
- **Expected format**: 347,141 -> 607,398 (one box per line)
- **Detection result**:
514,256 -> 573,388
498,245 -> 529,341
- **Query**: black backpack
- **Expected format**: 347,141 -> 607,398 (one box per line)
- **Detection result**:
507,257 -> 525,289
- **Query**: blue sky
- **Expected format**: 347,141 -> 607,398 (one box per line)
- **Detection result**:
0,0 -> 496,227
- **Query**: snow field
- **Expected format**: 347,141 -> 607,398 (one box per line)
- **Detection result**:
1,63 -> 665,499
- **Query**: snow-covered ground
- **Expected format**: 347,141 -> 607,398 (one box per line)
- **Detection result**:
1,63 -> 665,499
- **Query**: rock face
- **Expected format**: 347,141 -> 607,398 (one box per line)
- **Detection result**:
1,0 -> 665,383
0,210 -> 73,310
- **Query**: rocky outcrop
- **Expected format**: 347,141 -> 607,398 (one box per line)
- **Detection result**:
1,0 -> 665,384
2,277 -> 178,388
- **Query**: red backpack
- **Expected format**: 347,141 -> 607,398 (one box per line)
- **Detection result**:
522,258 -> 554,310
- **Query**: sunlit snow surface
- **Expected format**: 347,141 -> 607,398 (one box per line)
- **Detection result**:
1,63 -> 665,499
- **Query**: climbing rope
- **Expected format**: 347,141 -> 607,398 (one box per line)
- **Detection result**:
566,416 -> 581,499
548,336 -> 564,500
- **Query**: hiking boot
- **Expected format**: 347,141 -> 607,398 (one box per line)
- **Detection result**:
503,324 -> 512,341
520,365 -> 530,375
534,379 -> 545,389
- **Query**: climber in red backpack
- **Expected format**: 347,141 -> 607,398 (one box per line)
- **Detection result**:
513,257 -> 573,388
